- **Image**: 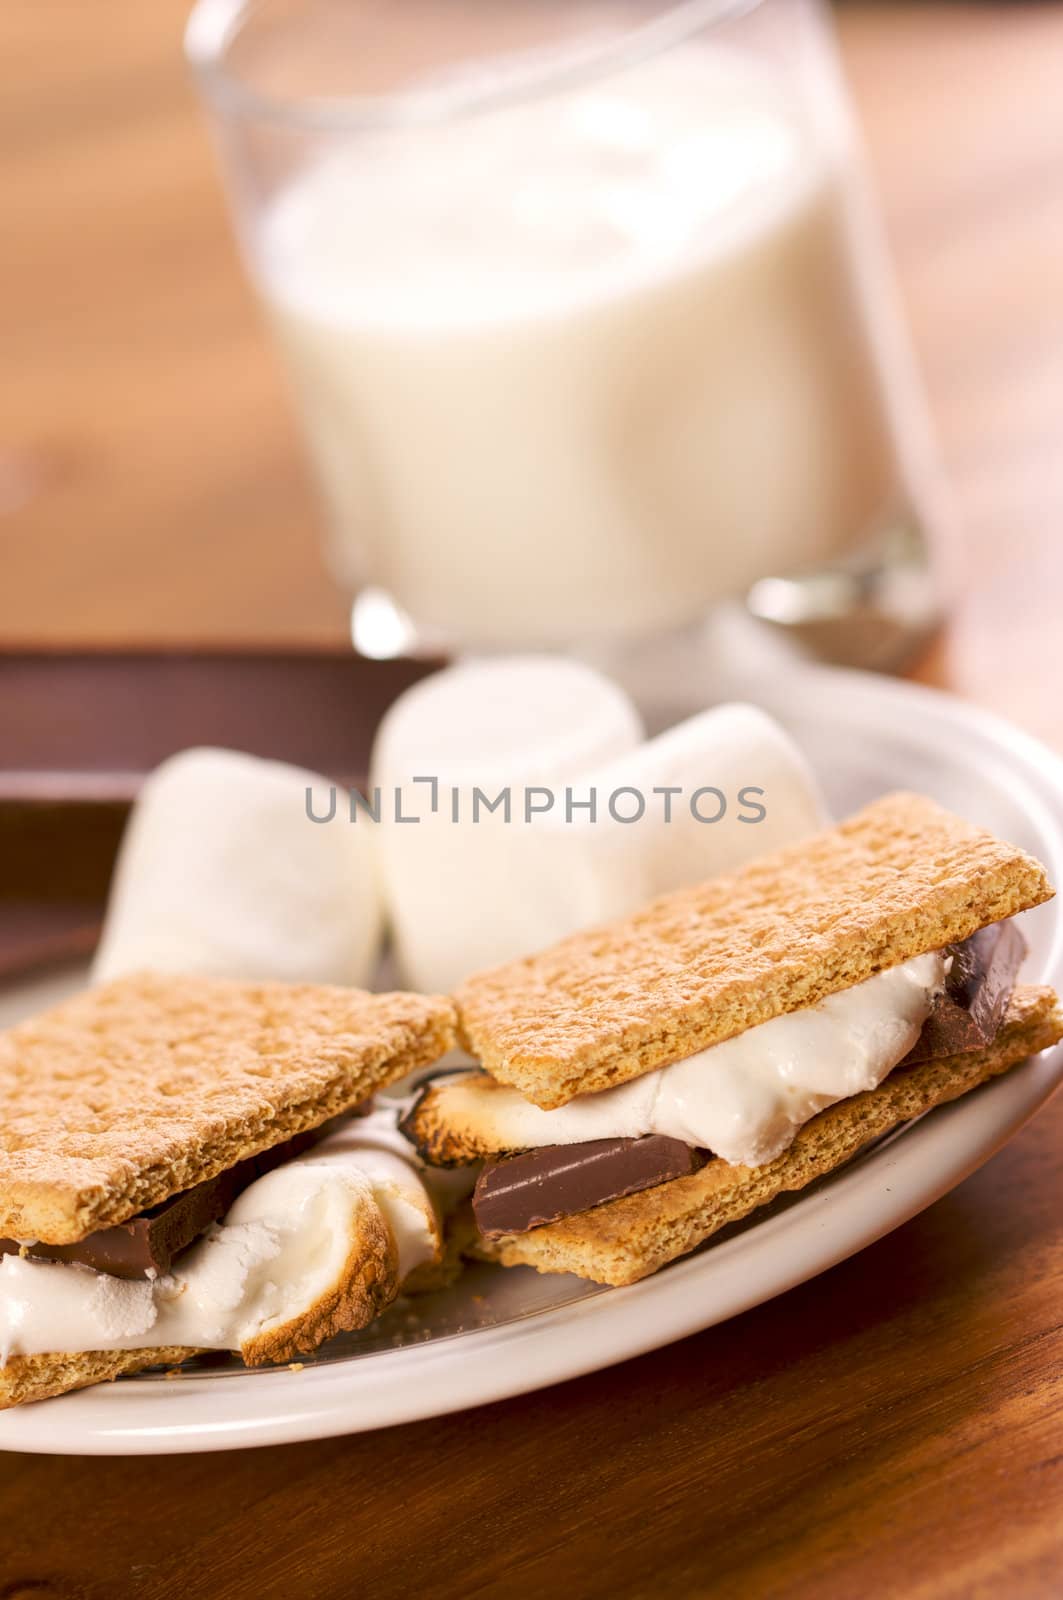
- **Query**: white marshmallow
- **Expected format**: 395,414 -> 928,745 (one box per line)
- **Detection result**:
371,659 -> 825,994
559,702 -> 828,911
93,747 -> 382,988
425,952 -> 944,1168
370,657 -> 644,991
0,1116 -> 441,1362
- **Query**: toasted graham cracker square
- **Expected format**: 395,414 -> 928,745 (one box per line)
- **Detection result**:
0,1346 -> 202,1410
480,984 -> 1062,1285
0,972 -> 456,1245
456,792 -> 1052,1108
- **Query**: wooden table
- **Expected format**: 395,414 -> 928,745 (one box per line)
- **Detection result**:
3,5 -> 1063,1596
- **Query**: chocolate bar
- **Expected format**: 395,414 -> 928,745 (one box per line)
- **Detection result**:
903,920 -> 1025,1065
0,1119 -> 352,1279
474,1136 -> 707,1239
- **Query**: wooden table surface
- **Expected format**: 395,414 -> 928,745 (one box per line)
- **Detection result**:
3,4 -> 1063,1597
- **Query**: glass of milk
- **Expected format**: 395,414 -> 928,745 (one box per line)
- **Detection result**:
187,0 -> 941,667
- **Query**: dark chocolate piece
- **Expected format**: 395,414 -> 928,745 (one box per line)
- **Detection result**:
903,920 -> 1026,1066
474,1136 -> 708,1239
0,1171 -> 245,1280
0,1116 -> 355,1279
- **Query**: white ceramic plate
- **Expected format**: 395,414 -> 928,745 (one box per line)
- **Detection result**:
2,664 -> 1062,1455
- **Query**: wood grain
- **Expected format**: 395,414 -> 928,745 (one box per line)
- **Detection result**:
839,7 -> 1063,748
2,4 -> 1063,1597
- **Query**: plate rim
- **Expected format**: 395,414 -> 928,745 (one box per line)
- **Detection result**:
2,665 -> 1062,1455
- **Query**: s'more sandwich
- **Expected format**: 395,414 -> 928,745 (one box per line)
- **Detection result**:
401,793 -> 1063,1287
0,972 -> 456,1406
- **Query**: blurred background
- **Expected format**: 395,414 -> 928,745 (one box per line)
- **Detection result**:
1,1 -> 1061,737
2,9 -> 1062,1577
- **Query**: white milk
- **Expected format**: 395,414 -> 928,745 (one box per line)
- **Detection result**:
258,46 -> 898,646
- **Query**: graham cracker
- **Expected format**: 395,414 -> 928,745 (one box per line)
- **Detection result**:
0,1346 -> 201,1410
455,792 -> 1052,1108
481,984 -> 1062,1285
0,972 -> 456,1245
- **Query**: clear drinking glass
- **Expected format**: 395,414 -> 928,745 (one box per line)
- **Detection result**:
186,0 -> 942,669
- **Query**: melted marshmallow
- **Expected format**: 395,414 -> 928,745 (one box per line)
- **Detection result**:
0,1119 -> 440,1363
436,952 -> 946,1167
